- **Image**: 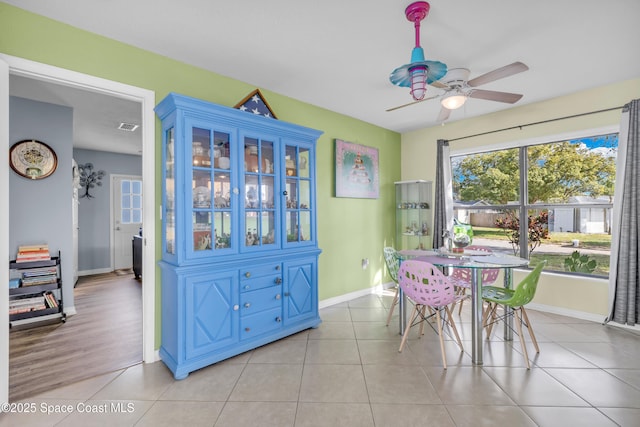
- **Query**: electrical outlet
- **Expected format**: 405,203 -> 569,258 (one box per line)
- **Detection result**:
361,258 -> 369,269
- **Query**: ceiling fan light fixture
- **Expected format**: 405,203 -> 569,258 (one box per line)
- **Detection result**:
409,63 -> 428,101
389,2 -> 447,102
441,93 -> 467,110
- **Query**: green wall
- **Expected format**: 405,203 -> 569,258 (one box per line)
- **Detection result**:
0,3 -> 401,346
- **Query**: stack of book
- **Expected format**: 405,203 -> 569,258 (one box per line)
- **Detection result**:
9,296 -> 47,315
44,291 -> 59,308
20,266 -> 58,287
16,244 -> 50,263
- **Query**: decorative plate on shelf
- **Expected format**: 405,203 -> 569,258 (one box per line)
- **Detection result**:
10,139 -> 58,180
192,186 -> 211,208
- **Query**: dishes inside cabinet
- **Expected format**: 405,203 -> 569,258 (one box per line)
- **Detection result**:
193,186 -> 211,208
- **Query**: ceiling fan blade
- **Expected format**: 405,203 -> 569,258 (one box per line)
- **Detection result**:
467,62 -> 529,87
430,80 -> 450,89
469,89 -> 523,104
385,94 -> 440,112
437,107 -> 451,122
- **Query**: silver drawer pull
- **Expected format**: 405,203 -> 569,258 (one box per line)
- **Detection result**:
244,285 -> 250,290
245,272 -> 251,278
233,305 -> 239,311
275,294 -> 281,300
244,302 -> 251,308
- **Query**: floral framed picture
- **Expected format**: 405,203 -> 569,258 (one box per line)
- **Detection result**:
335,139 -> 379,199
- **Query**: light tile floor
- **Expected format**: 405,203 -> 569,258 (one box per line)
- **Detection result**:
2,291 -> 640,427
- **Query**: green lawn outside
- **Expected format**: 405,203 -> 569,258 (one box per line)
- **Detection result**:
473,227 -> 611,248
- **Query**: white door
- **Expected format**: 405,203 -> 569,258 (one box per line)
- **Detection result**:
112,174 -> 142,271
72,160 -> 80,285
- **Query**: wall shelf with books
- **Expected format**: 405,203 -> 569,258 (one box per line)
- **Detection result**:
9,249 -> 66,329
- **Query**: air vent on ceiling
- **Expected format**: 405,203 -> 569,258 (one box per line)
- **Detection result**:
118,122 -> 139,132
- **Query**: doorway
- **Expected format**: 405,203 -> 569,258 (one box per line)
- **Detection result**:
1,54 -> 156,403
112,174 -> 143,271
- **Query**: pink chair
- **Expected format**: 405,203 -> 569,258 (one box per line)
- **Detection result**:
449,245 -> 499,314
397,260 -> 464,369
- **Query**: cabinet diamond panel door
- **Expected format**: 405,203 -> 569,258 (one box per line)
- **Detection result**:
284,260 -> 315,322
185,272 -> 238,359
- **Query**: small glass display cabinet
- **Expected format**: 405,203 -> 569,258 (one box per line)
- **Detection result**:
395,180 -> 433,250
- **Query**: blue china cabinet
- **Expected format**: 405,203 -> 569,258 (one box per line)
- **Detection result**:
155,93 -> 323,379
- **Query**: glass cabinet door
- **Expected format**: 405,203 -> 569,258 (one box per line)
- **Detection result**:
243,137 -> 276,248
285,144 -> 312,244
164,127 -> 176,255
191,127 -> 233,253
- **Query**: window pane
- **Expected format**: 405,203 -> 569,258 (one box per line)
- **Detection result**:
452,148 -> 519,204
527,135 -> 617,204
451,132 -> 616,278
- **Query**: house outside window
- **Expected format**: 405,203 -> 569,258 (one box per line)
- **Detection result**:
451,132 -> 618,277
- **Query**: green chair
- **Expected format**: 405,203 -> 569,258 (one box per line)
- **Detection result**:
482,260 -> 547,369
383,247 -> 401,326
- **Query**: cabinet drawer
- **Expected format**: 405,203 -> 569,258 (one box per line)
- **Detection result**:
240,273 -> 282,292
240,286 -> 282,315
241,307 -> 282,339
240,263 -> 282,281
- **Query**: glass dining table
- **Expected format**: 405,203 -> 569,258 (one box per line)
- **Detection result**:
398,249 -> 529,365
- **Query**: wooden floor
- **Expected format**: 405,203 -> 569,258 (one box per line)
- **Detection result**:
9,271 -> 142,402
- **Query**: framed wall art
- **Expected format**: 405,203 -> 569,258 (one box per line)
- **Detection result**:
335,139 -> 379,199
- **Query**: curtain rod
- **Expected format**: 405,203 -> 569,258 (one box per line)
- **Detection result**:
447,105 -> 624,142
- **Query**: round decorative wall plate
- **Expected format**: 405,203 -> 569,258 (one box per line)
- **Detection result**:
9,139 -> 58,180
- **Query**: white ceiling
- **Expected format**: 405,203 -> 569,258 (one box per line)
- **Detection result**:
6,0 -> 640,154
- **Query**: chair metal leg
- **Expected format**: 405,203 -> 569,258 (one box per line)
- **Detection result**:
385,286 -> 399,326
398,304 -> 420,352
513,308 -> 531,369
520,307 -> 540,353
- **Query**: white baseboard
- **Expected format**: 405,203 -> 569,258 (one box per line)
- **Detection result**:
527,302 -> 606,323
319,282 -> 393,309
513,302 -> 640,331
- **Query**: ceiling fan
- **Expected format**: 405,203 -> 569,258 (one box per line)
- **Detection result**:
387,61 -> 530,121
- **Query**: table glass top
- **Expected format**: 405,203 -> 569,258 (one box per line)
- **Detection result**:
398,249 -> 529,269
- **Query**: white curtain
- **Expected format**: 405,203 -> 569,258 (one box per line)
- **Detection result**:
606,99 -> 640,326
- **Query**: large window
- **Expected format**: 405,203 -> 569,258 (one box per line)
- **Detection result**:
451,132 -> 618,277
